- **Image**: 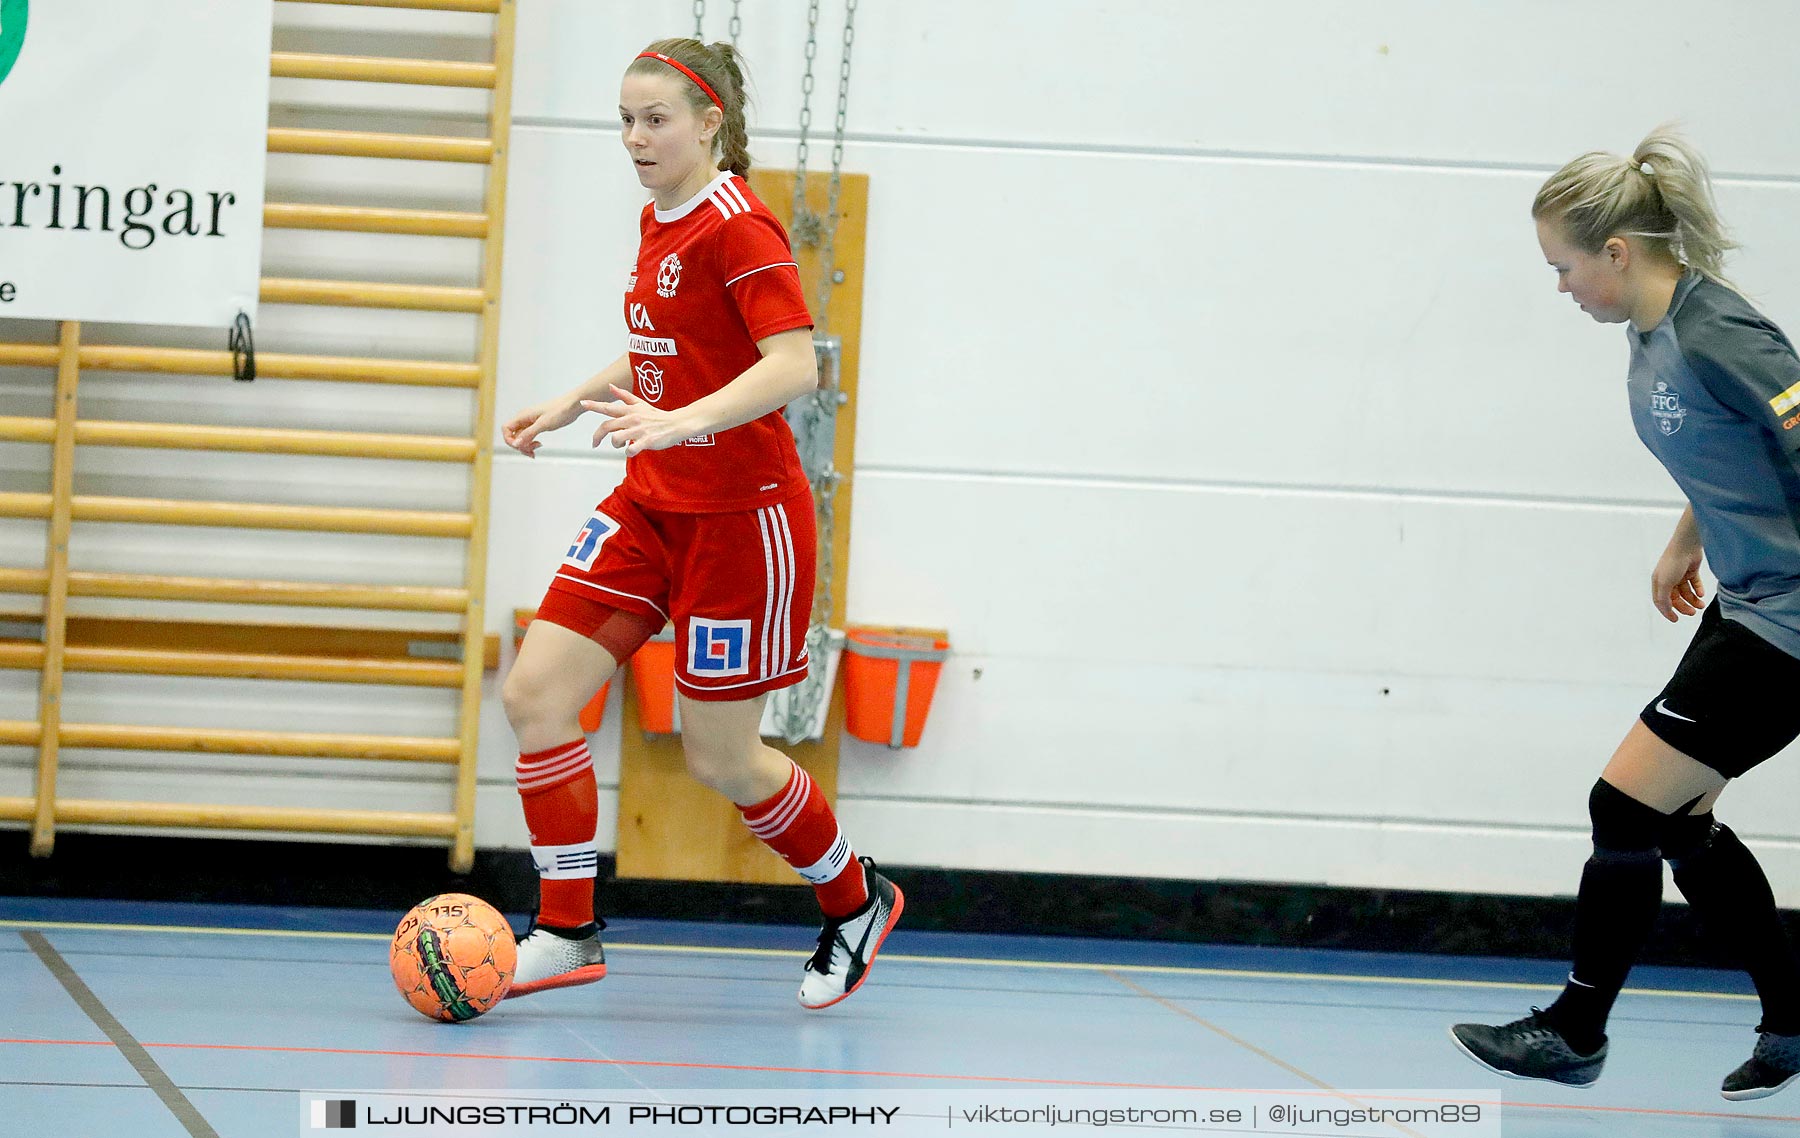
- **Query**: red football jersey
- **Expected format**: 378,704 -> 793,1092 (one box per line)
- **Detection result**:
618,170 -> 815,513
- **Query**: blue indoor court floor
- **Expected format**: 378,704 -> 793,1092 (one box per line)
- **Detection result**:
5,896 -> 1798,1137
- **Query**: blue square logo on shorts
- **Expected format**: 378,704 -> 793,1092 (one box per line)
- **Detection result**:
689,618 -> 752,677
563,511 -> 618,570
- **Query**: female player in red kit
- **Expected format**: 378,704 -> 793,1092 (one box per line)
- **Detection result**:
499,38 -> 902,1010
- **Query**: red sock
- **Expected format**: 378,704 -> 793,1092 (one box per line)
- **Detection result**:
516,740 -> 599,929
739,760 -> 869,917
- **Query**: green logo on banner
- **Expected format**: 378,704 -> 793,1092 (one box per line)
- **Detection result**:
0,0 -> 26,88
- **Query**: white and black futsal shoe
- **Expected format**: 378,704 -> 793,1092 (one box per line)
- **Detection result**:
1722,1031 -> 1800,1100
506,921 -> 607,998
798,857 -> 905,1010
1449,1009 -> 1607,1087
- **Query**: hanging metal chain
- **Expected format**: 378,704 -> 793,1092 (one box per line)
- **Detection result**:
812,0 -> 856,335
789,0 -> 823,249
777,0 -> 858,745
728,0 -> 742,48
692,0 -> 705,40
776,340 -> 843,745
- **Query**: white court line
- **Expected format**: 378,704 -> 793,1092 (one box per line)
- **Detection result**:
0,917 -> 1756,1002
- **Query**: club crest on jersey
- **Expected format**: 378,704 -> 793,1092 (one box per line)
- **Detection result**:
657,253 -> 682,298
688,617 -> 751,677
1650,381 -> 1687,436
562,510 -> 619,569
635,359 -> 665,402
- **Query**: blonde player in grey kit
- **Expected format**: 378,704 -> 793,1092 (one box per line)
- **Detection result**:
1451,127 -> 1800,1100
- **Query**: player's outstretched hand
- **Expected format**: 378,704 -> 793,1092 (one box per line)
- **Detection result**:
583,385 -> 694,458
502,397 -> 583,458
1651,543 -> 1705,622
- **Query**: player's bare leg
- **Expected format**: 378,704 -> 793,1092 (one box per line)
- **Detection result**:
501,621 -> 616,997
682,694 -> 905,1008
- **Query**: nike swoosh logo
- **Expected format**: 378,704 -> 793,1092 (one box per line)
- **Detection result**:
1654,698 -> 1698,723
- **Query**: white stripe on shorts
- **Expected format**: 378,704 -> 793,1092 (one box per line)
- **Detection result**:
772,502 -> 796,671
757,508 -> 777,679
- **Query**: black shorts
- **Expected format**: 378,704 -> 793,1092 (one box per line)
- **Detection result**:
1639,600 -> 1800,778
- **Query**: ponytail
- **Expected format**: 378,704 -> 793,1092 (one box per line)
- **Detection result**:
1532,124 -> 1737,287
710,42 -> 751,178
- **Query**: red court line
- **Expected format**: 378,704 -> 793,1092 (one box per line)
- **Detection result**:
2,1039 -> 113,1047
4,1037 -> 1799,1124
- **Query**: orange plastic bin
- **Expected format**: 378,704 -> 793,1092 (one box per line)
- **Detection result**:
628,633 -> 678,735
843,627 -> 950,749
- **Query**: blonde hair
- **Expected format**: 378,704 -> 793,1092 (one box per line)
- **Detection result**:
1532,125 -> 1737,286
626,38 -> 751,178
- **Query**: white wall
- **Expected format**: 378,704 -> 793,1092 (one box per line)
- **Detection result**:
496,0 -> 1800,903
7,0 -> 1800,903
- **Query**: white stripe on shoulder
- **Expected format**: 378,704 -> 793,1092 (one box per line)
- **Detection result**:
723,262 -> 799,288
709,193 -> 733,220
709,187 -> 745,217
725,178 -> 753,213
652,169 -> 734,223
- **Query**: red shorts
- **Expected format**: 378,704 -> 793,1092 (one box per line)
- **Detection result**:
537,487 -> 815,701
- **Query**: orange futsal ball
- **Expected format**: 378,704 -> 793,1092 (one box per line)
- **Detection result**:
389,893 -> 517,1022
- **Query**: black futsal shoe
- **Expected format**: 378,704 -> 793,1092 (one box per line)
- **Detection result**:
1722,1031 -> 1800,1101
1449,1009 -> 1607,1087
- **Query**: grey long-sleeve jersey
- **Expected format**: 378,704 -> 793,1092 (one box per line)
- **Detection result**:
1629,271 -> 1800,658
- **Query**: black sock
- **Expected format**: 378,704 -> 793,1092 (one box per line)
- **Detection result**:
1671,823 -> 1800,1036
1541,980 -> 1608,1056
1542,851 -> 1663,1053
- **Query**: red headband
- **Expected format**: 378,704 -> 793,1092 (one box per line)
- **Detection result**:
635,51 -> 724,112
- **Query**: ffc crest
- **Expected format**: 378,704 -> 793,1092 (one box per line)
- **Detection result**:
1649,381 -> 1687,436
656,253 -> 682,298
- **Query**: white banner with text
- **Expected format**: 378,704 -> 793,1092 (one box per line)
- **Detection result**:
0,0 -> 273,326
